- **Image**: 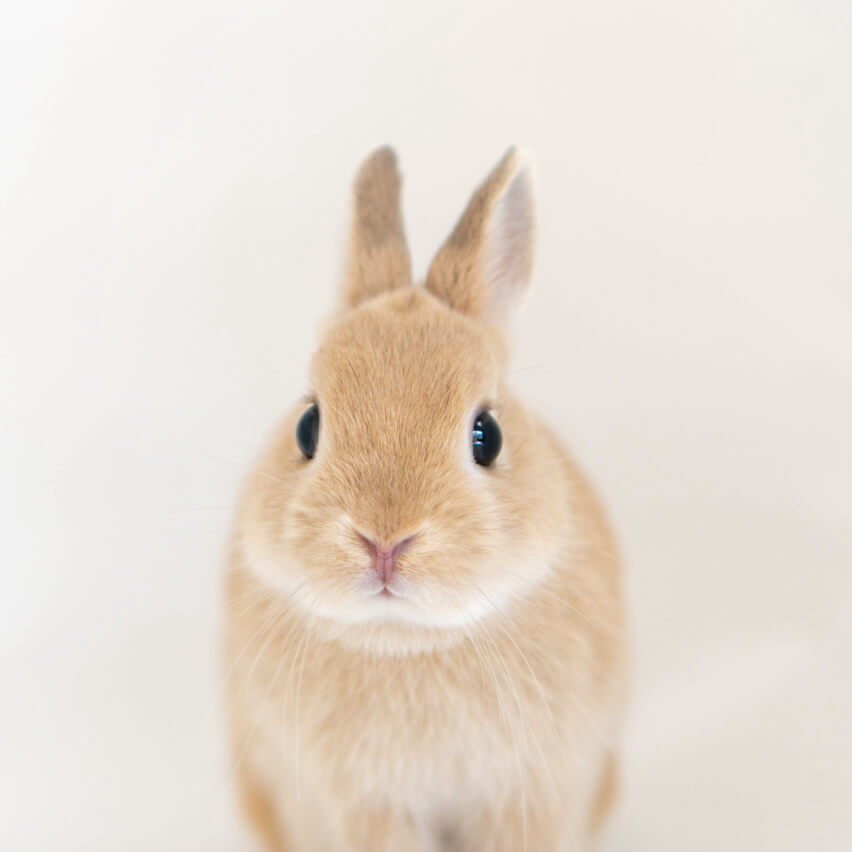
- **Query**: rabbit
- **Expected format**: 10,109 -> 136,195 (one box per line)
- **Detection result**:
224,146 -> 628,852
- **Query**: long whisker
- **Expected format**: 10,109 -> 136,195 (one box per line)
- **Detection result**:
463,625 -> 527,851
289,594 -> 318,801
466,582 -> 589,850
494,566 -> 620,649
221,582 -> 308,687
471,621 -> 533,852
231,609 -> 304,774
470,576 -> 618,757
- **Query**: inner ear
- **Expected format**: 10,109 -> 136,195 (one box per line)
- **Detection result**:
342,146 -> 412,310
425,148 -> 537,324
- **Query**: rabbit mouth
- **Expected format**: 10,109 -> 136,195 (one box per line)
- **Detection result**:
373,582 -> 409,600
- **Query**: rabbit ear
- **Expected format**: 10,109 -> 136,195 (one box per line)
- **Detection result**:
426,148 -> 536,324
342,146 -> 413,309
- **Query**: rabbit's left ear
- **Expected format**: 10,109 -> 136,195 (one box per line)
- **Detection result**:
426,148 -> 536,325
342,146 -> 412,309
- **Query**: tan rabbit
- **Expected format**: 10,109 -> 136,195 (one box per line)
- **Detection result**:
224,146 -> 627,852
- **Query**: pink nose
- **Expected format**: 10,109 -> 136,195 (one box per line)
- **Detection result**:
357,533 -> 417,584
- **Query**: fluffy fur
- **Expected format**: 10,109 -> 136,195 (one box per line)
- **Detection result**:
224,147 -> 628,851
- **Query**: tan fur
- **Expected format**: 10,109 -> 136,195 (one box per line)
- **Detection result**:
224,147 -> 628,851
426,148 -> 535,322
343,146 -> 412,309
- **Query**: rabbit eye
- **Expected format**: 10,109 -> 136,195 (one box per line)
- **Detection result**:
472,410 -> 502,466
296,403 -> 319,459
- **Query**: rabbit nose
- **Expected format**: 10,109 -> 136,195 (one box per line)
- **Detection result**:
356,532 -> 418,583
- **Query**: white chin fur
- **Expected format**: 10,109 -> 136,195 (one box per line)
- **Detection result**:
245,540 -> 554,631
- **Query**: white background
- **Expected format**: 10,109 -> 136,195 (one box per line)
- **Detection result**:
2,1 -> 851,849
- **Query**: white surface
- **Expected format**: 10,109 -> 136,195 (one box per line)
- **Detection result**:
2,1 -> 851,849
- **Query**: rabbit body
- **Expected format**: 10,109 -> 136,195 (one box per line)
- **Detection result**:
225,148 -> 627,851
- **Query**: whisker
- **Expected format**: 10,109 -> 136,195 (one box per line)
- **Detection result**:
466,582 -> 604,848
287,594 -> 318,801
231,613 -> 300,773
462,628 -> 516,847
495,567 -> 620,649
221,583 -> 308,687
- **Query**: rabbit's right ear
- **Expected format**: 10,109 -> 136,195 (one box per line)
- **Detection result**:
342,146 -> 413,309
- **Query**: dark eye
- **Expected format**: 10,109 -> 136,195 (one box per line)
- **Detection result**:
472,410 -> 502,466
296,403 -> 319,459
